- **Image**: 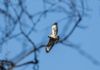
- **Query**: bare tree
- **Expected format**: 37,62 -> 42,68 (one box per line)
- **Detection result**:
0,0 -> 100,70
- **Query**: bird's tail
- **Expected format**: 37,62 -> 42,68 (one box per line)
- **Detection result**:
45,41 -> 54,53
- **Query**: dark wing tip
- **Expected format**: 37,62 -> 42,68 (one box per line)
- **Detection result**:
53,22 -> 58,25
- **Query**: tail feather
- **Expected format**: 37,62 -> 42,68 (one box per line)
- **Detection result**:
46,41 -> 54,53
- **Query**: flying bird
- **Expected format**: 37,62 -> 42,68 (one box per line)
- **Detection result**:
46,23 -> 59,53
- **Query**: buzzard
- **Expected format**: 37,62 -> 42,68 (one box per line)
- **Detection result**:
46,23 -> 59,53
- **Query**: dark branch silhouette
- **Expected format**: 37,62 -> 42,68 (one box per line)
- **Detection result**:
0,0 -> 100,70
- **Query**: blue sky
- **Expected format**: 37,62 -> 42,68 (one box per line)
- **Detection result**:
0,0 -> 100,70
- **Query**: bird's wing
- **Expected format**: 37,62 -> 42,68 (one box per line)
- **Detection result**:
50,23 -> 58,38
46,38 -> 55,53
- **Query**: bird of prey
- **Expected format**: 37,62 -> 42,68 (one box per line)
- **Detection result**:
46,23 -> 59,53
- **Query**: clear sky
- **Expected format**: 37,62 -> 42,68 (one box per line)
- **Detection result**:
0,0 -> 100,70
